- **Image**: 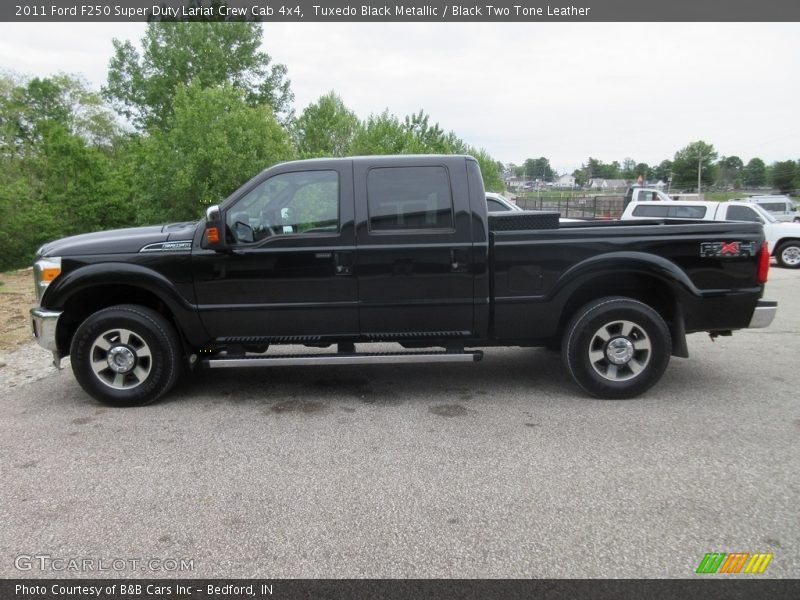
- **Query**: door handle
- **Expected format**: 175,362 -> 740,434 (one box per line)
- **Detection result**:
450,249 -> 469,272
334,251 -> 353,276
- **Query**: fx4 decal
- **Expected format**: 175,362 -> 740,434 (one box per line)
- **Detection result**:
700,241 -> 758,258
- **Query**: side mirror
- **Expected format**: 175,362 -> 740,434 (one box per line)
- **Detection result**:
204,205 -> 225,251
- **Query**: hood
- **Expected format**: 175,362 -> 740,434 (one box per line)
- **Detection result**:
37,222 -> 198,257
770,221 -> 800,236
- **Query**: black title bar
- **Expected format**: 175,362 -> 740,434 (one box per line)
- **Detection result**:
4,0 -> 800,22
4,579 -> 800,600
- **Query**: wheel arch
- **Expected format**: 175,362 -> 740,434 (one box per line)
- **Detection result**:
773,237 -> 800,255
44,263 -> 208,356
551,255 -> 694,358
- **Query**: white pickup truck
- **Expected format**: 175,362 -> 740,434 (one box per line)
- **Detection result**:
621,200 -> 800,268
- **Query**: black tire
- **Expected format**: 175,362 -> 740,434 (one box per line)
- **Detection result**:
562,297 -> 671,399
70,304 -> 182,407
775,241 -> 800,269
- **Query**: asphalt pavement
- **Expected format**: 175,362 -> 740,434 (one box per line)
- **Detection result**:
1,268 -> 798,578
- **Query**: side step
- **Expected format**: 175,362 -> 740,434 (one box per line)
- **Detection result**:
204,350 -> 483,369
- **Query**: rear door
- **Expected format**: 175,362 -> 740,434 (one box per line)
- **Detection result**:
353,158 -> 475,336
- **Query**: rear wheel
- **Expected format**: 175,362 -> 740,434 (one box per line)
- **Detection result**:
70,304 -> 182,406
562,297 -> 671,399
776,241 -> 800,268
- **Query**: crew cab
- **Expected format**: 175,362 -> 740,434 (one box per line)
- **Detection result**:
621,199 -> 800,268
31,155 -> 776,406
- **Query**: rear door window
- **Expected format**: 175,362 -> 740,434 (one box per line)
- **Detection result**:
367,166 -> 454,232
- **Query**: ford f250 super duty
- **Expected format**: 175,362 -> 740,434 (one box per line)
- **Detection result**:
31,155 -> 777,406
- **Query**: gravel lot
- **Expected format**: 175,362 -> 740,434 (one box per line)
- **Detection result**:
1,268 -> 798,579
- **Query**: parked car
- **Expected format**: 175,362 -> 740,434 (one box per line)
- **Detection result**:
734,195 -> 800,223
621,199 -> 800,268
486,192 -> 522,212
487,193 -> 583,222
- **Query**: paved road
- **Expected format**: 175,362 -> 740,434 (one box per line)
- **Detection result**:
1,269 -> 798,579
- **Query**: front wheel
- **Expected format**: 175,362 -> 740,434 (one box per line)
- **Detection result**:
562,297 -> 671,399
776,241 -> 800,269
70,304 -> 183,406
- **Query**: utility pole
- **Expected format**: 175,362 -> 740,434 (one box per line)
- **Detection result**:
697,148 -> 713,196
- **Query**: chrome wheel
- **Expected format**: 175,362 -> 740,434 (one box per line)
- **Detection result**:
89,328 -> 152,389
780,245 -> 800,267
587,319 -> 652,382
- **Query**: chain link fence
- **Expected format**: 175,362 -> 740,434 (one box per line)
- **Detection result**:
514,195 -> 626,219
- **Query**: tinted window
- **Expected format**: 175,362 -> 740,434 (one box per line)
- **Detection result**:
760,202 -> 785,212
367,166 -> 454,231
727,206 -> 761,223
227,170 -> 339,243
671,206 -> 706,218
487,198 -> 510,212
632,205 -> 669,217
632,205 -> 706,218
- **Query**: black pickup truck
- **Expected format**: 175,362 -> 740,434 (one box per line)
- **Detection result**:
31,155 -> 776,406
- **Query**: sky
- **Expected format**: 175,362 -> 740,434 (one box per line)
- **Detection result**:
0,21 -> 798,174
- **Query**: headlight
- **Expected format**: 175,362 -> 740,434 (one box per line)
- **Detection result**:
33,257 -> 61,303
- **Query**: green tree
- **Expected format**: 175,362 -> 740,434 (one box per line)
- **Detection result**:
523,157 -> 554,182
671,141 -> 718,190
583,157 -> 620,180
349,109 -> 502,191
350,110 -> 414,155
715,155 -> 743,188
769,160 -> 797,194
132,82 -> 293,223
572,168 -> 586,187
0,74 -> 132,269
105,21 -> 293,130
294,92 -> 359,158
621,158 -> 637,180
742,157 -> 767,187
652,159 -> 673,183
469,147 -> 503,192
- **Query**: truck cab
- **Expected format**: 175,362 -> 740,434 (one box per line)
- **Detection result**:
623,186 -> 675,208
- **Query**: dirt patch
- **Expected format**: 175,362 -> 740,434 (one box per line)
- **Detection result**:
0,269 -> 36,354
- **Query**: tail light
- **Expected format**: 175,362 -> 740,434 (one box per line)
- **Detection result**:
757,241 -> 770,284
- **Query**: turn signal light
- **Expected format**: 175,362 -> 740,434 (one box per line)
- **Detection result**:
41,267 -> 61,282
757,241 -> 770,284
207,226 -> 220,243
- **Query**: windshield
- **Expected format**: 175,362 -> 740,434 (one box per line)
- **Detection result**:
750,204 -> 777,223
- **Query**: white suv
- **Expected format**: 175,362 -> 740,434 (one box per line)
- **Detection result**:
736,195 -> 799,223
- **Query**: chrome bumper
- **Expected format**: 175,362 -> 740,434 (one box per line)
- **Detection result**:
748,299 -> 777,329
31,307 -> 63,367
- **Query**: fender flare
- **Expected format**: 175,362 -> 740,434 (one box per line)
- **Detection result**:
42,262 -> 208,348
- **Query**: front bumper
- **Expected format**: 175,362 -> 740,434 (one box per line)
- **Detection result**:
31,307 -> 63,366
748,299 -> 777,329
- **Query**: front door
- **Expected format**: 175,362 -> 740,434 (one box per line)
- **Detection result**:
192,162 -> 357,341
